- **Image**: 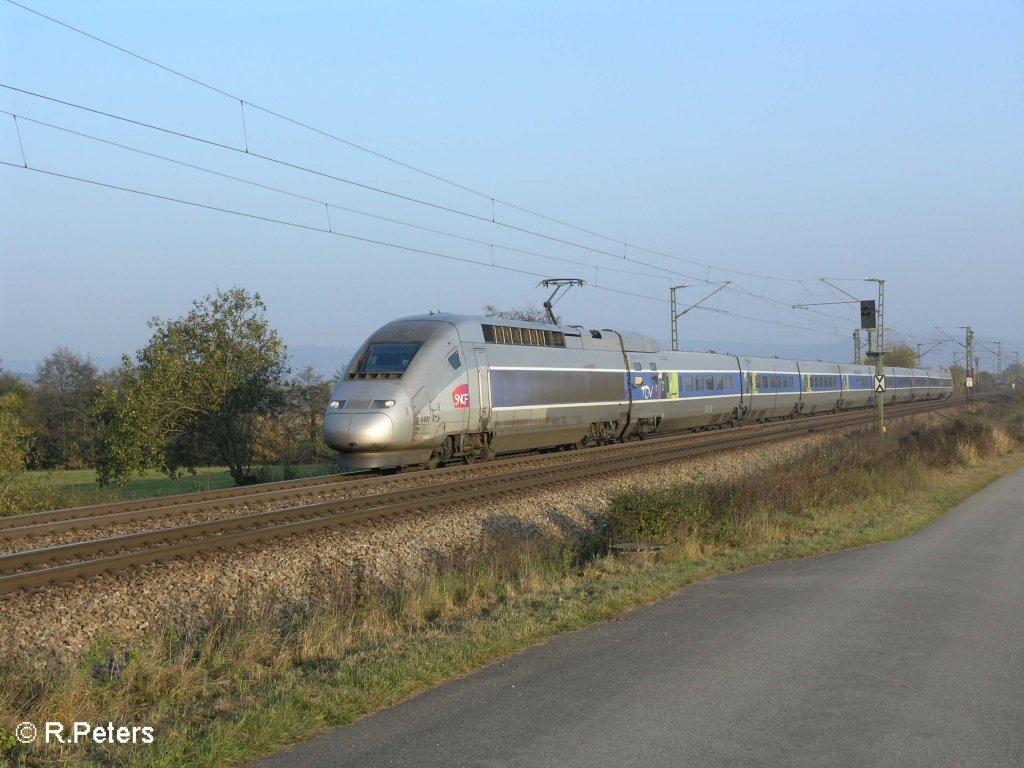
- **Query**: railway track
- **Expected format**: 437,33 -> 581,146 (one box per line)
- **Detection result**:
0,397 -> 968,595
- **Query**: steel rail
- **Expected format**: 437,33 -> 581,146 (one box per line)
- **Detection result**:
0,399 -> 937,543
0,419 -> 797,592
0,470 -> 366,531
0,397 -> 967,595
0,397 -> 958,540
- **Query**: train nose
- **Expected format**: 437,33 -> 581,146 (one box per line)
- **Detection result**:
324,412 -> 394,451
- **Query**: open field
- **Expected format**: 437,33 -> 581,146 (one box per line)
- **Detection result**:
1,464 -> 340,517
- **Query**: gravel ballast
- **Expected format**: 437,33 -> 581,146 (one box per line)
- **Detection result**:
0,434 -> 830,667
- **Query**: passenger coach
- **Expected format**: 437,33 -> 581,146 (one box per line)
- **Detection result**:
324,314 -> 953,469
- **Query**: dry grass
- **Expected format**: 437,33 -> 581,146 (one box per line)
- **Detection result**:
1,397 -> 1022,768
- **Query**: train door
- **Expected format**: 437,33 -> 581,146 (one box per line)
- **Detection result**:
628,358 -> 656,401
745,370 -> 758,417
442,345 -> 470,437
470,346 -> 491,433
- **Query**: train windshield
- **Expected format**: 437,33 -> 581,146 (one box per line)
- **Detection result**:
355,343 -> 421,374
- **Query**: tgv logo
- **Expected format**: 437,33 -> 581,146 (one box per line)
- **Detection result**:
452,384 -> 470,409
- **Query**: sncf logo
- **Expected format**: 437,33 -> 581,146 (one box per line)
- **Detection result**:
452,384 -> 470,409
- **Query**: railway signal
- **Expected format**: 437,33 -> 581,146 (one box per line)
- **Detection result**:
865,278 -> 886,436
860,300 -> 877,330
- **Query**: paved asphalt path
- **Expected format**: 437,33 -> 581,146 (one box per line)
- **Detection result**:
255,468 -> 1024,768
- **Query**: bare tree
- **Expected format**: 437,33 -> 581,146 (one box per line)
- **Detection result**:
482,303 -> 556,324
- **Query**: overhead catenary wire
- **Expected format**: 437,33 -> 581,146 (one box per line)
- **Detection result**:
1,109 -> 678,284
0,85 -> 857,336
0,158 -> 670,308
7,78 -> 861,330
4,0 -> 932,344
1,0 -> 882,340
3,0 -> 813,287
1,157 -> 847,339
0,83 -> 707,282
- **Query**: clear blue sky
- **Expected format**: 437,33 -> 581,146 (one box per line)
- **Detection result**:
1,0 -> 1021,374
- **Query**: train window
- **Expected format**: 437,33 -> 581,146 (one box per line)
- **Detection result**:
447,350 -> 461,370
650,363 -> 657,371
352,343 -> 420,376
715,376 -> 724,390
633,362 -> 641,371
481,323 -> 566,348
684,375 -> 693,391
491,369 -> 627,408
705,376 -> 714,391
696,377 -> 704,392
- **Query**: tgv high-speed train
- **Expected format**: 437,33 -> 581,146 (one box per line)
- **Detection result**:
324,314 -> 953,469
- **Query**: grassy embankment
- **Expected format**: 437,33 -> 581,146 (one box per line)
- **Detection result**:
0,464 -> 340,518
1,397 -> 1022,767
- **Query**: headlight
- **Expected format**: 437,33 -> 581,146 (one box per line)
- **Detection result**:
372,399 -> 396,409
329,400 -> 344,410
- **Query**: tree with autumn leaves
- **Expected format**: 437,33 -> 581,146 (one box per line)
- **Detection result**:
93,288 -> 290,486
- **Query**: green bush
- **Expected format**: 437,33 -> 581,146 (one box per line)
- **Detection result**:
606,483 -> 742,544
607,405 -> 1022,547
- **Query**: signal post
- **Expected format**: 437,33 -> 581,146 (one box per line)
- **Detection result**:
863,278 -> 885,435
